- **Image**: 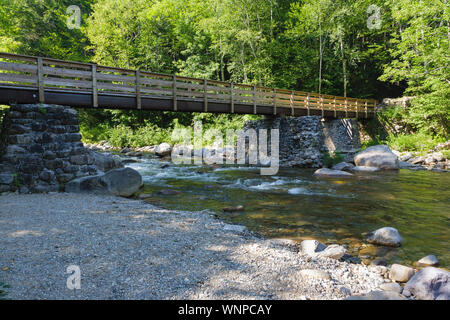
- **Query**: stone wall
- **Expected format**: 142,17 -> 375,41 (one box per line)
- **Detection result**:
244,116 -> 361,167
0,104 -> 99,193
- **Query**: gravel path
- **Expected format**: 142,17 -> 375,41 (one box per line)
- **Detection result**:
0,193 -> 386,300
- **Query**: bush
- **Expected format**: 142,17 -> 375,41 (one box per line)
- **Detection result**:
386,131 -> 445,152
322,151 -> 345,168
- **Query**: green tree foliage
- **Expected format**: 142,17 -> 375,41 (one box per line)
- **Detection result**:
0,0 -> 448,143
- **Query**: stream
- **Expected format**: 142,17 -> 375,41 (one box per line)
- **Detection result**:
125,155 -> 450,269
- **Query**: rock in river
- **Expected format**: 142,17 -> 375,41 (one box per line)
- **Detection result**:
155,143 -> 172,157
300,239 -> 327,256
366,227 -> 403,247
331,162 -> 355,171
354,145 -> 399,170
316,244 -> 346,260
416,255 -> 439,267
313,168 -> 353,177
65,167 -> 143,197
403,267 -> 450,300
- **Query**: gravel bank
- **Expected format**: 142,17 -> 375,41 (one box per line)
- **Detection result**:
0,193 -> 386,299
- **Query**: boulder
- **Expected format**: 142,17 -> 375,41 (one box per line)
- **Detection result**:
223,224 -> 247,233
316,244 -> 346,260
103,168 -> 143,197
65,167 -> 142,197
416,255 -> 439,267
313,168 -> 353,177
300,240 -> 327,256
91,151 -> 123,172
354,145 -> 399,170
331,162 -> 355,171
351,166 -> 380,172
404,267 -> 450,300
379,282 -> 402,293
399,152 -> 413,162
366,227 -> 403,247
389,264 -> 416,282
155,143 -> 172,157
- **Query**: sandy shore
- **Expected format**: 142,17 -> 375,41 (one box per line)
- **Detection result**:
0,193 -> 388,299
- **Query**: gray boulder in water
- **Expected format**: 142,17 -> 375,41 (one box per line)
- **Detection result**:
91,151 -> 123,172
155,143 -> 172,157
403,267 -> 450,300
65,167 -> 142,197
354,145 -> 399,169
366,227 -> 403,247
313,168 -> 354,177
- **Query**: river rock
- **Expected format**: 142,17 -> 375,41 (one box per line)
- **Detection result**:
158,189 -> 181,195
65,167 -> 142,197
316,244 -> 346,260
313,168 -> 353,177
331,162 -> 355,171
354,145 -> 399,170
379,282 -> 402,293
299,269 -> 331,280
389,264 -> 416,282
155,143 -> 172,157
416,255 -> 439,267
91,151 -> 123,172
403,267 -> 450,300
223,205 -> 245,212
399,152 -> 413,162
351,166 -> 380,172
366,227 -> 403,247
300,240 -> 327,256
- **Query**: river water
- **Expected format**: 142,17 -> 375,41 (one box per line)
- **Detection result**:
126,155 -> 449,268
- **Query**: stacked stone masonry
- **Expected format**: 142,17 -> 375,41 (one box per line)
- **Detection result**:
244,116 -> 361,168
0,104 -> 100,193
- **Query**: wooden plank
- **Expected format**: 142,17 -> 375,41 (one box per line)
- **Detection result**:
273,89 -> 277,115
173,75 -> 177,111
321,95 -> 324,118
0,61 -> 37,73
0,72 -> 37,84
92,64 -> 98,107
333,97 -> 337,118
365,100 -> 368,118
96,72 -> 136,83
37,57 -> 44,103
43,76 -> 92,89
355,100 -> 358,119
345,98 -> 348,117
136,70 -> 141,109
97,82 -> 136,93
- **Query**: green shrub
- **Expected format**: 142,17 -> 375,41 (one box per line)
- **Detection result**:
322,151 -> 345,168
386,131 -> 445,152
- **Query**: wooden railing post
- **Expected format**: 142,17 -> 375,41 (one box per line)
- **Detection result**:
290,90 -> 295,116
92,64 -> 98,107
355,100 -> 358,119
230,83 -> 234,113
37,57 -> 44,103
136,70 -> 141,109
365,100 -> 368,119
306,93 -> 310,116
203,79 -> 208,112
345,97 -> 348,118
172,75 -> 177,111
273,88 -> 277,115
320,95 -> 324,118
253,85 -> 257,114
333,97 -> 337,118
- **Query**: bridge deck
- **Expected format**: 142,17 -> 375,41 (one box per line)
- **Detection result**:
0,52 -> 376,118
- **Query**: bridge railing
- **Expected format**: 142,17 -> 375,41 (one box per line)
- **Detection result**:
0,52 -> 377,118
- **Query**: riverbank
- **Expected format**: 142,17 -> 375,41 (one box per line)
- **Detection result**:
0,193 -> 391,300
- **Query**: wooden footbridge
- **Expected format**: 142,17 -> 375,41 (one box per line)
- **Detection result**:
0,52 -> 376,118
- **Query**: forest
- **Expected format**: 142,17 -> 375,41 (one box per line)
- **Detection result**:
0,0 -> 448,150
